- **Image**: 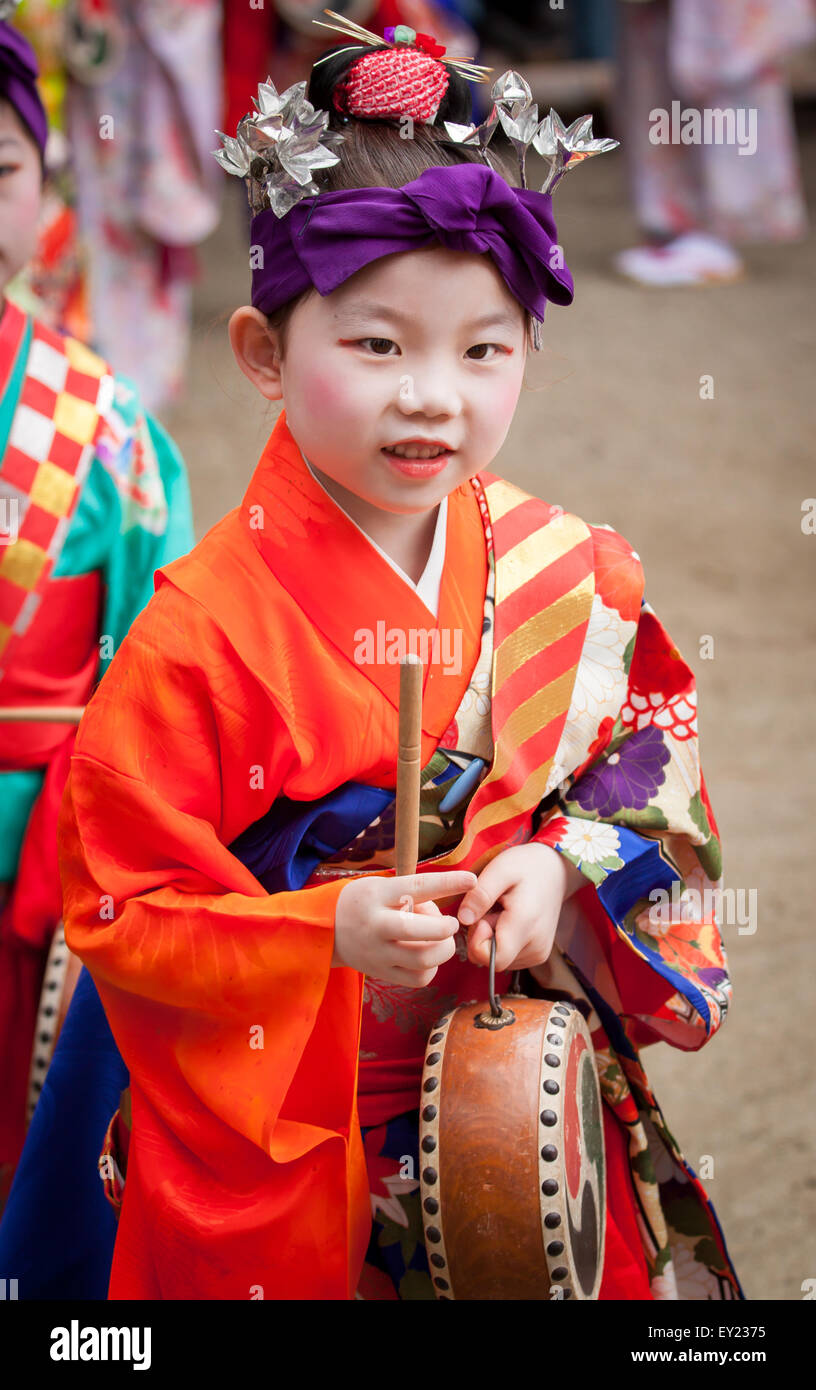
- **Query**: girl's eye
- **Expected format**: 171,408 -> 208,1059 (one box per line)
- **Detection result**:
359,337 -> 399,355
466,343 -> 506,361
0,165 -> 20,177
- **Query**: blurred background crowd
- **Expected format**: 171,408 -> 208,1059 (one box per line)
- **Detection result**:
7,0 -> 816,413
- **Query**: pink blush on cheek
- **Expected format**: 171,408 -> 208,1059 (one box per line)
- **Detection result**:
297,370 -> 362,428
492,379 -> 523,426
301,369 -> 342,412
296,367 -> 374,440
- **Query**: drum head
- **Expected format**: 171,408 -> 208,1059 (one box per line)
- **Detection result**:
557,1009 -> 606,1298
419,995 -> 606,1300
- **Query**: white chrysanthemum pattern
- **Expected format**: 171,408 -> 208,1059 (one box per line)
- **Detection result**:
558,819 -> 621,867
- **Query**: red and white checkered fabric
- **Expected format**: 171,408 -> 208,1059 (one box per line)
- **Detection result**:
334,47 -> 450,124
0,301 -> 113,672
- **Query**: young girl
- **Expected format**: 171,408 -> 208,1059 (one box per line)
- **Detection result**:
56,23 -> 741,1300
0,7 -> 193,1210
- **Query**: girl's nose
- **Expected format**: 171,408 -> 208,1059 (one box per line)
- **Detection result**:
396,371 -> 461,419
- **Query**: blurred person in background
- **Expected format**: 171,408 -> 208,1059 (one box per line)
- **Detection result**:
614,0 -> 816,285
0,3 -> 194,1211
7,0 -> 222,413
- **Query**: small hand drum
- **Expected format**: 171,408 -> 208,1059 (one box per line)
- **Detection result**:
418,955 -> 606,1301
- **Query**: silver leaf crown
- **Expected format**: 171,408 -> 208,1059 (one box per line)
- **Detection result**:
0,0 -> 23,22
213,78 -> 345,219
213,65 -> 619,221
443,69 -> 619,194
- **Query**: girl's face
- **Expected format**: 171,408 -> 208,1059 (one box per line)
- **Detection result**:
0,100 -> 42,294
279,244 -> 528,515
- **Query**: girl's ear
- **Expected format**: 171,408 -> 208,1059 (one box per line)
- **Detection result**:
228,306 -> 283,401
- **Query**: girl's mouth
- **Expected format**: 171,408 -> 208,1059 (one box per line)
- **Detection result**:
384,441 -> 451,459
381,441 -> 454,478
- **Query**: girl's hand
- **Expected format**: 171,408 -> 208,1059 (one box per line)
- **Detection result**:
333,870 -> 477,987
456,844 -> 585,971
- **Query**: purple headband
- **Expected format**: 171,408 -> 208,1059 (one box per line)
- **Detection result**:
0,20 -> 48,158
249,163 -> 574,321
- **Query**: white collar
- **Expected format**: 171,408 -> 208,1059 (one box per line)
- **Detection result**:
301,452 -> 447,619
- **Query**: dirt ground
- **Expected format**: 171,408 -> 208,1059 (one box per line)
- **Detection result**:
159,113 -> 816,1302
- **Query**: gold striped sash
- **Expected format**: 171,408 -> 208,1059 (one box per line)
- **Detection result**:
432,476 -> 595,874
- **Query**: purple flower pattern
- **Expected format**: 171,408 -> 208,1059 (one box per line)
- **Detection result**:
571,725 -> 670,817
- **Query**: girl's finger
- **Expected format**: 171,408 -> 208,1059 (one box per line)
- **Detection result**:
466,918 -> 495,966
383,909 -> 460,942
393,935 -> 458,970
457,857 -> 517,926
467,911 -> 526,971
390,871 -> 477,908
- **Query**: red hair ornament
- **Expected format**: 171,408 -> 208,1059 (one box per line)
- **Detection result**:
333,45 -> 449,124
312,9 -> 491,126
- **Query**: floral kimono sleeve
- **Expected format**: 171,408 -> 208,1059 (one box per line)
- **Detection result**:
529,524 -> 731,1054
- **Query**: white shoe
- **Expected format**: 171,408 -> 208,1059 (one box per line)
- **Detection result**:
613,232 -> 745,286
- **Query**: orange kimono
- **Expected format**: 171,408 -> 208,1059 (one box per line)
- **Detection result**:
60,409 -> 741,1300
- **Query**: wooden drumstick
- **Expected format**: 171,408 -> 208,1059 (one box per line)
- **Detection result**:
395,654 -> 423,878
0,706 -> 85,723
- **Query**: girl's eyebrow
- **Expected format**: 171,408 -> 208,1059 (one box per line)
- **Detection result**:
336,301 -> 409,325
468,309 -> 523,331
0,136 -> 23,148
337,301 -> 521,331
